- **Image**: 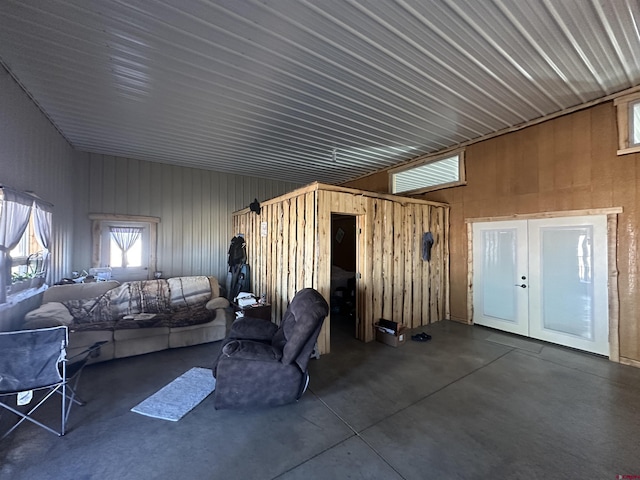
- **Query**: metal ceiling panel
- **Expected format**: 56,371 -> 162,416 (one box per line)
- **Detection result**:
1,0 -> 639,185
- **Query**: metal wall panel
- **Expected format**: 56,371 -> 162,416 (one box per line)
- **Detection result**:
1,1 -> 639,186
72,153 -> 300,282
0,70 -> 77,329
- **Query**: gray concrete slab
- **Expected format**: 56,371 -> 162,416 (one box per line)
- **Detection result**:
485,331 -> 545,353
361,349 -> 640,479
2,321 -> 640,480
1,343 -> 354,480
308,323 -> 512,432
276,435 -> 404,480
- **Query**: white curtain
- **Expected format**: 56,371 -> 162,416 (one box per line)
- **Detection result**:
0,188 -> 34,303
33,199 -> 53,284
109,227 -> 143,268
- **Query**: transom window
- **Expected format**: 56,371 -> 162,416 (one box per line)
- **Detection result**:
614,92 -> 640,155
631,100 -> 640,147
390,150 -> 466,194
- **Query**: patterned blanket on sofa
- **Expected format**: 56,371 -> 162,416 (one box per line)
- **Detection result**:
63,277 -> 215,332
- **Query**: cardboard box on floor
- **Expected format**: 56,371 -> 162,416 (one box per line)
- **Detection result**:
375,321 -> 407,347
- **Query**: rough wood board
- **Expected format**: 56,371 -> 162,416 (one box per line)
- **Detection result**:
231,186 -> 450,355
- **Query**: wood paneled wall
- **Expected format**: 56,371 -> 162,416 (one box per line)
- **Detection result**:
346,102 -> 640,366
233,189 -> 318,325
233,183 -> 449,354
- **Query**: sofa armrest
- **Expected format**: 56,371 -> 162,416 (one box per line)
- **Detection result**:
206,297 -> 230,310
23,302 -> 73,329
222,340 -> 283,362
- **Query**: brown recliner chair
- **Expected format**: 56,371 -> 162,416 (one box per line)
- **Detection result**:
212,288 -> 329,409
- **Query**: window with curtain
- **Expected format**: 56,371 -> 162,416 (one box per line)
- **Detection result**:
0,187 -> 52,303
98,219 -> 153,282
109,226 -> 144,268
91,214 -> 159,283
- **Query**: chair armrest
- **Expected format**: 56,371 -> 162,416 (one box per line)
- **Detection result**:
222,340 -> 282,362
228,317 -> 278,341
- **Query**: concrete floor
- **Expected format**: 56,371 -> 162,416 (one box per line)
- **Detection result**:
1,319 -> 640,479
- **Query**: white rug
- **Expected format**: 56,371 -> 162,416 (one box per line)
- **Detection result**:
131,367 -> 216,421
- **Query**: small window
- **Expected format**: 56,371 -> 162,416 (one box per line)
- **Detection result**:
614,92 -> 640,155
631,100 -> 640,147
100,222 -> 149,282
10,217 -> 40,281
390,150 -> 466,194
0,188 -> 51,301
90,214 -> 159,283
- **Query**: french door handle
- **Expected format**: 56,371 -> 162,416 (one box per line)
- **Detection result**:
515,284 -> 527,288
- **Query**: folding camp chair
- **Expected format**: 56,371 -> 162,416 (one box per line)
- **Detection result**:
0,326 -> 104,438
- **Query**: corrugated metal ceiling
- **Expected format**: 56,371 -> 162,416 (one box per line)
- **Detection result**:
1,0 -> 639,185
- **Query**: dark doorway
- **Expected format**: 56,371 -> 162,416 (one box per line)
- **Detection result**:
330,214 -> 357,344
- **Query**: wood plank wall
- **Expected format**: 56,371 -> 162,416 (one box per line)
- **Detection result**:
233,190 -> 318,333
345,102 -> 640,366
233,184 -> 449,354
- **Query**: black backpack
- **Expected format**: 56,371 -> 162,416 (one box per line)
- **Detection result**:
227,236 -> 250,299
227,235 -> 246,268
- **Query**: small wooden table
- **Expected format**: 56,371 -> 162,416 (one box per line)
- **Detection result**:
233,303 -> 272,321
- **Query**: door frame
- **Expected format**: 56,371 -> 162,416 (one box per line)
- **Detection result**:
466,207 -> 622,362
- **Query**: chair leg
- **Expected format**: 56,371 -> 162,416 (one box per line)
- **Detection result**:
61,382 -> 66,436
55,379 -> 86,426
58,367 -> 89,420
1,385 -> 66,439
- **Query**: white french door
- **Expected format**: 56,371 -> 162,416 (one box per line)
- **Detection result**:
472,221 -> 530,336
472,216 -> 609,356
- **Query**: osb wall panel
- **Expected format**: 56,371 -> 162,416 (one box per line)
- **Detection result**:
344,102 -> 640,364
233,184 -> 449,354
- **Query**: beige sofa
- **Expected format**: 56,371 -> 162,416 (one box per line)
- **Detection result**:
23,276 -> 231,363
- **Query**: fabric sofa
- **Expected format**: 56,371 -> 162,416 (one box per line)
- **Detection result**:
23,276 -> 230,363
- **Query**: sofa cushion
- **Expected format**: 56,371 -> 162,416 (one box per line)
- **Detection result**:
67,330 -> 115,364
168,276 -> 211,307
63,294 -> 113,324
43,280 -> 120,304
107,280 -> 171,317
114,327 -> 170,341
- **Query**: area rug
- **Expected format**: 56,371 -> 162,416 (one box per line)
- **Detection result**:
131,367 -> 216,421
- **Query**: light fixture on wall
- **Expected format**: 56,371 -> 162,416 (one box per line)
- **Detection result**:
332,148 -> 337,163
